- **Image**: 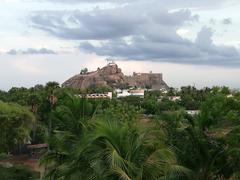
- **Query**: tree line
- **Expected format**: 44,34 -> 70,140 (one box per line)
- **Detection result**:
0,83 -> 240,179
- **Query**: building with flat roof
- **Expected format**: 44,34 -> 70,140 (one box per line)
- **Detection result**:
77,92 -> 112,99
116,89 -> 144,98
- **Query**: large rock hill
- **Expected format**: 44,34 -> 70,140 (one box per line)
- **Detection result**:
62,63 -> 168,90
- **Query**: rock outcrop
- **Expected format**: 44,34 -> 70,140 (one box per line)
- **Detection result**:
62,64 -> 126,89
62,63 -> 169,90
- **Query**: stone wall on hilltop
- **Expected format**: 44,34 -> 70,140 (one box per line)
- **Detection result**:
125,72 -> 168,90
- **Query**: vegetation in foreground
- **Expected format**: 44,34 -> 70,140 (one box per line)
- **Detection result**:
0,165 -> 40,180
0,83 -> 240,179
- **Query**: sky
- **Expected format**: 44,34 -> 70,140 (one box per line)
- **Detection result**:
0,0 -> 240,90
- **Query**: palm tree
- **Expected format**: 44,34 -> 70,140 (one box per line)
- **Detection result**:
45,82 -> 59,137
50,93 -> 93,134
40,106 -> 190,180
163,110 -> 228,180
27,93 -> 41,143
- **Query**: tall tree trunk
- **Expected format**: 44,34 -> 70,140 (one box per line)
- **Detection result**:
33,122 -> 37,144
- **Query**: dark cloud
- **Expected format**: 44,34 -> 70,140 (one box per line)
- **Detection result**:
222,18 -> 232,25
29,3 -> 240,67
79,27 -> 239,66
7,48 -> 57,55
30,7 -> 198,40
30,9 -> 142,40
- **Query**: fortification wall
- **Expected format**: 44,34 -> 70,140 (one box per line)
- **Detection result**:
125,72 -> 168,90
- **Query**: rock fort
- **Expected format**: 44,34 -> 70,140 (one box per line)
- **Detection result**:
62,63 -> 168,90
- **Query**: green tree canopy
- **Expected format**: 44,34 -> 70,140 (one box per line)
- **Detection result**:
0,101 -> 36,153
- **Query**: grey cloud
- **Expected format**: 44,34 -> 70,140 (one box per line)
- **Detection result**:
30,7 -> 198,40
79,26 -> 240,66
222,18 -> 232,25
7,49 -> 18,55
41,0 -> 129,3
38,0 -> 228,8
209,18 -> 216,25
7,48 -> 57,55
29,3 -> 240,67
195,27 -> 213,50
30,11 -> 135,40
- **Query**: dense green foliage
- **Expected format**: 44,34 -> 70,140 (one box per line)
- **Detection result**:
41,105 -> 190,179
0,83 -> 240,179
0,101 -> 35,153
0,165 -> 40,180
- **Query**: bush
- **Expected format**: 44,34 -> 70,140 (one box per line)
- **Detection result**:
0,153 -> 9,160
0,165 -> 40,180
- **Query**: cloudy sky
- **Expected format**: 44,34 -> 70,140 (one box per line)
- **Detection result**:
0,0 -> 240,90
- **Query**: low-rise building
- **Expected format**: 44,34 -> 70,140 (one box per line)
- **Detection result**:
116,89 -> 144,98
227,94 -> 234,98
186,110 -> 200,116
170,96 -> 181,102
78,92 -> 112,99
158,96 -> 181,102
160,88 -> 168,94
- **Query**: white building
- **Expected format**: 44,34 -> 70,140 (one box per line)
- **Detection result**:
186,110 -> 200,116
170,96 -> 181,102
116,89 -> 144,98
160,88 -> 168,94
227,94 -> 234,98
115,89 -> 122,93
78,92 -> 112,99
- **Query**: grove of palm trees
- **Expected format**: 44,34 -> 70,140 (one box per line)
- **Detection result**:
0,83 -> 240,179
